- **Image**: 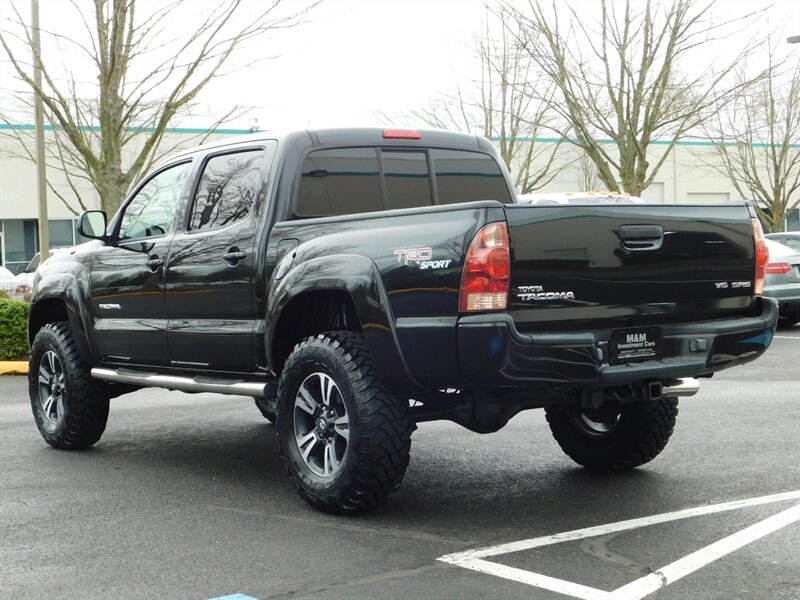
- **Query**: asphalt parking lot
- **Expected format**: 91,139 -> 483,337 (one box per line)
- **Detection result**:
1,326 -> 798,600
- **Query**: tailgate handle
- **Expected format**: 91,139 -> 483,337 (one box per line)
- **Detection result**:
619,225 -> 664,251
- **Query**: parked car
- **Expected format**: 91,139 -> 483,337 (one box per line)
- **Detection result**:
764,239 -> 800,327
14,249 -> 71,302
517,191 -> 647,205
0,265 -> 19,298
765,232 -> 800,254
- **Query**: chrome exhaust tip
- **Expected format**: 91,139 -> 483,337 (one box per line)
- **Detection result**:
662,377 -> 700,397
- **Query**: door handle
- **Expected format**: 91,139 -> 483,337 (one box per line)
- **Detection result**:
223,248 -> 246,265
145,256 -> 164,271
618,225 -> 664,251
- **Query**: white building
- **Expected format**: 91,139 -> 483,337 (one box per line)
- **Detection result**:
1,125 -> 797,272
0,125 -> 242,272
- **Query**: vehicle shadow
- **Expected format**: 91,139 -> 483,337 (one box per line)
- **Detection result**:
44,403 -> 689,537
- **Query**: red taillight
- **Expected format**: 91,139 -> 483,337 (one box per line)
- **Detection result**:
765,262 -> 792,274
459,222 -> 510,312
383,129 -> 421,139
752,219 -> 769,296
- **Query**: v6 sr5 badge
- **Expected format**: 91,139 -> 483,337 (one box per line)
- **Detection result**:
393,247 -> 452,270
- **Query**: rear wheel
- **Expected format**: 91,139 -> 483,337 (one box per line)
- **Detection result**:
545,397 -> 678,469
275,332 -> 413,514
29,322 -> 110,449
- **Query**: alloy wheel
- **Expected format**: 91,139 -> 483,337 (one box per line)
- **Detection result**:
293,372 -> 350,477
38,350 -> 66,425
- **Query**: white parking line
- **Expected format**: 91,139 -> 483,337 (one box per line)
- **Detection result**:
773,335 -> 799,339
612,504 -> 799,600
438,490 -> 800,600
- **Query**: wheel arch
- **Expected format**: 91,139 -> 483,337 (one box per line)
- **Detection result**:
29,275 -> 95,365
266,254 -> 420,391
270,289 -> 362,375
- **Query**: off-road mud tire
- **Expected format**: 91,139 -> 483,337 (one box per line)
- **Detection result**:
545,398 -> 679,470
29,322 -> 110,449
275,332 -> 414,514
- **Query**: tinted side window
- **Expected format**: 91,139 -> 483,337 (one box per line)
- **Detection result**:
383,151 -> 432,210
297,148 -> 382,216
190,149 -> 264,232
118,161 -> 192,241
432,149 -> 513,205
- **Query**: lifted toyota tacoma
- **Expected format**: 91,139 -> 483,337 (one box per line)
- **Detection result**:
28,128 -> 778,513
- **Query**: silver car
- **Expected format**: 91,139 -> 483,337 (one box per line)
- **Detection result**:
0,265 -> 18,298
765,232 -> 800,254
764,239 -> 800,327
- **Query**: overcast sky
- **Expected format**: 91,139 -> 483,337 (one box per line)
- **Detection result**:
212,0 -> 490,130
1,0 -> 799,132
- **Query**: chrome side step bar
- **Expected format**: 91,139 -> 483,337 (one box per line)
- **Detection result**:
91,367 -> 267,398
662,377 -> 700,397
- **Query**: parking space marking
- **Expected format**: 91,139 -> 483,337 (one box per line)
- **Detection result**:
439,490 -> 800,600
773,335 -> 799,339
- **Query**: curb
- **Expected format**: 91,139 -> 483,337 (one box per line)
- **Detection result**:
0,361 -> 28,375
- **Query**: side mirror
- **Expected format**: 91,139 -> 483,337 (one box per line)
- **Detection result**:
78,210 -> 108,240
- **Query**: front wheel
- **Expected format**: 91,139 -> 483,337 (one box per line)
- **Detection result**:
254,397 -> 276,423
545,397 -> 678,470
275,332 -> 413,514
29,322 -> 110,449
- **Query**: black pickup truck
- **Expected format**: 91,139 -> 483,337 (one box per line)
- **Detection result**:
28,128 -> 777,513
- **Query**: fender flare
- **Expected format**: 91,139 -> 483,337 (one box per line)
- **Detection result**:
267,254 -> 421,391
29,271 -> 96,364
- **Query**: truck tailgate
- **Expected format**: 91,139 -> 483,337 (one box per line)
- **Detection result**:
505,203 -> 757,331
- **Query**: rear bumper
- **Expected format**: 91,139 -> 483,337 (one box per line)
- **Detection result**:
457,297 -> 779,388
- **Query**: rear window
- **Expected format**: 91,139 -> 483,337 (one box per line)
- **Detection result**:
295,147 -> 511,217
383,151 -> 432,210
432,149 -> 513,205
296,148 -> 382,216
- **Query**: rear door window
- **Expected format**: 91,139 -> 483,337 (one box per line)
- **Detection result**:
189,149 -> 265,232
432,149 -> 513,204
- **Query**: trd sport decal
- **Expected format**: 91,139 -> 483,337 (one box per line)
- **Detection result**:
393,247 -> 452,270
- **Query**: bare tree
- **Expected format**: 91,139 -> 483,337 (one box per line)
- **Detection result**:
396,7 -> 565,194
508,0 -> 766,195
577,151 -> 601,192
702,49 -> 800,233
0,0 -> 316,215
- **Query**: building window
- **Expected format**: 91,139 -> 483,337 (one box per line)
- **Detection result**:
0,218 -> 78,272
49,219 -> 76,248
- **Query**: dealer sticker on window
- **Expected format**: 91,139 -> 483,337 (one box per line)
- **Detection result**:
610,327 -> 663,365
